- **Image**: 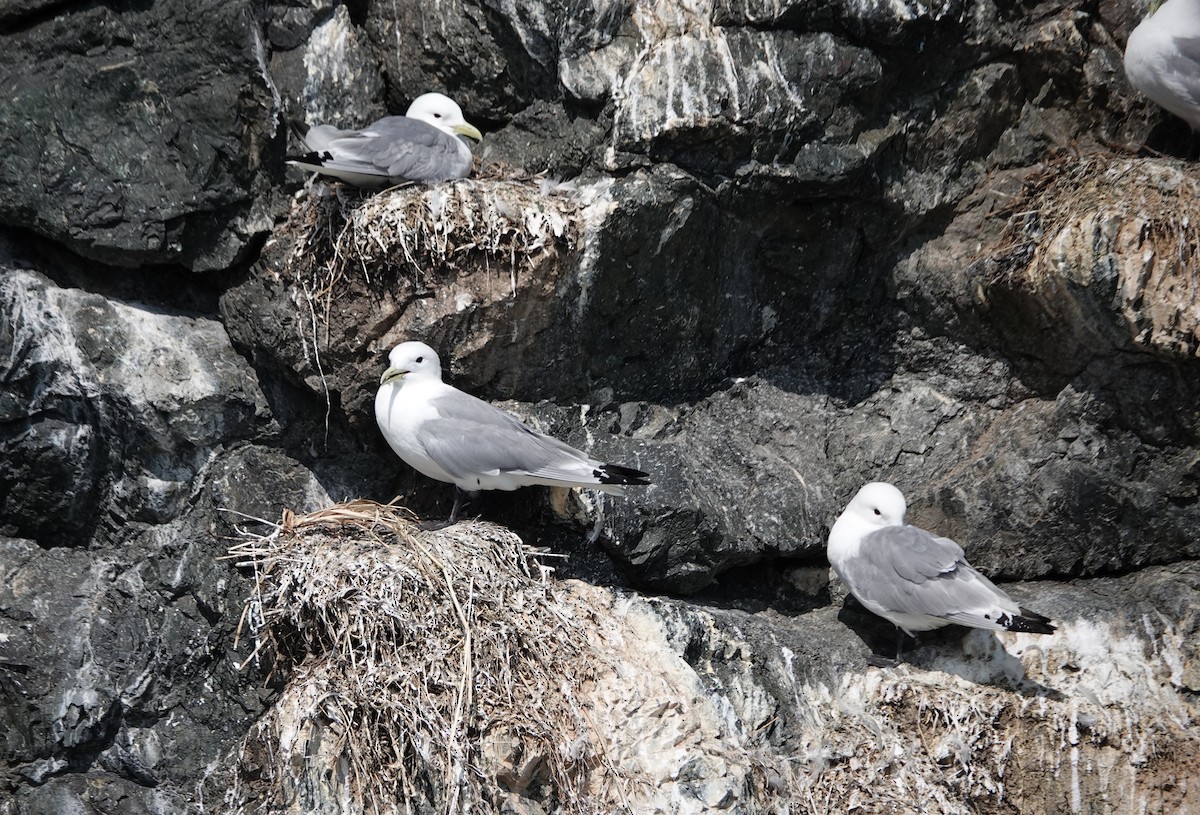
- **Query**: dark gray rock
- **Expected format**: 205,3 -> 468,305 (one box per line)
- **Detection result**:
0,0 -> 282,270
269,3 -> 388,135
0,267 -> 274,544
0,441 -> 330,807
518,324 -> 1200,593
479,100 -> 608,176
3,772 -> 190,815
364,0 -> 559,118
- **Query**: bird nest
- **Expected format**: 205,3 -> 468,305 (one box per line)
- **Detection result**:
985,153 -> 1200,358
277,171 -> 582,309
221,501 -> 617,815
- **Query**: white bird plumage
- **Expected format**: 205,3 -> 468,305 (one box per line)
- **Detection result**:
374,342 -> 650,523
1124,0 -> 1200,130
828,482 -> 1055,660
288,93 -> 483,186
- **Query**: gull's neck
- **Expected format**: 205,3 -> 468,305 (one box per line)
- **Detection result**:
828,512 -> 895,568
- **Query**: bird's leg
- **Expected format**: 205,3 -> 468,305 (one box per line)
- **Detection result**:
448,487 -> 468,524
585,494 -> 607,544
448,487 -> 481,523
419,487 -> 478,531
865,627 -> 910,669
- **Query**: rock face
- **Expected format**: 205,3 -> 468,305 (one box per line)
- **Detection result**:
0,0 -> 283,270
221,506 -> 1200,814
2,0 -> 1200,811
218,507 -> 1200,814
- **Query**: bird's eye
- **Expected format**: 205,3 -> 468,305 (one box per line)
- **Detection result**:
873,508 -> 881,516
416,356 -> 424,363
433,113 -> 442,118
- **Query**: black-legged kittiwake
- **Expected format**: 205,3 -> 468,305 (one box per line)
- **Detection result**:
375,342 -> 651,526
828,482 -> 1056,665
1124,0 -> 1200,130
288,93 -> 483,186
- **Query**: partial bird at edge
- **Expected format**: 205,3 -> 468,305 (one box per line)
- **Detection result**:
1123,0 -> 1200,132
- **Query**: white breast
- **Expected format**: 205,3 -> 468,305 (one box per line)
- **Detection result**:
826,513 -> 868,577
374,378 -> 455,484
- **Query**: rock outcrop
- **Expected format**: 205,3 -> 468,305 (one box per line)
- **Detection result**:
220,504 -> 1200,814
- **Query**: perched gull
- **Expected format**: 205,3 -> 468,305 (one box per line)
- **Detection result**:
375,342 -> 651,526
288,93 -> 484,186
1124,0 -> 1200,130
828,482 -> 1055,665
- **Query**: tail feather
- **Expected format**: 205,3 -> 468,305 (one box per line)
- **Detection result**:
285,150 -> 332,165
594,462 -> 651,486
1003,608 -> 1057,635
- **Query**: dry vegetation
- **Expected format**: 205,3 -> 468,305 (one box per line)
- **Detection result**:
222,501 -> 615,815
275,173 -> 582,319
987,153 -> 1200,357
218,501 -> 1199,815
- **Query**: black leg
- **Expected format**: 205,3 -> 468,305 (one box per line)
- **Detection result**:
419,487 -> 478,531
450,488 -> 480,523
448,487 -> 467,524
865,627 -> 911,669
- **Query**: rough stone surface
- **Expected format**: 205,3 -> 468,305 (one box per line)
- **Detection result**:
0,443 -> 332,811
2,0 -> 1200,811
221,518 -> 1200,814
0,267 -> 274,544
0,0 -> 284,270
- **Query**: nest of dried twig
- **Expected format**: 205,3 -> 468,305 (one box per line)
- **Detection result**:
278,176 -> 582,310
984,154 -> 1200,358
222,501 -> 612,815
993,154 -> 1200,270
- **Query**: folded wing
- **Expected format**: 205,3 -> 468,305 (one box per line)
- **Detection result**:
420,390 -> 648,491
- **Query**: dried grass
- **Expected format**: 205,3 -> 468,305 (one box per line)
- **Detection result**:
222,500 -> 613,815
990,153 -> 1200,284
279,176 -> 580,315
975,152 -> 1200,358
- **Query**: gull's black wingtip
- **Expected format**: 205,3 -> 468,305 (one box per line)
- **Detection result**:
1005,608 -> 1057,635
285,150 -> 332,165
596,462 -> 651,486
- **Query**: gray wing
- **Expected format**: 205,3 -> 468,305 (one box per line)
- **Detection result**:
301,124 -> 354,154
421,390 -> 599,481
1127,28 -> 1200,127
1156,36 -> 1200,120
842,525 -> 1019,624
312,116 -> 471,182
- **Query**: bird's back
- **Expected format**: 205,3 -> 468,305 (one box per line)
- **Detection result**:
292,116 -> 473,184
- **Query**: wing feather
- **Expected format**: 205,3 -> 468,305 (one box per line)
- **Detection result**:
420,391 -> 600,483
297,116 -> 472,183
841,525 -> 1020,624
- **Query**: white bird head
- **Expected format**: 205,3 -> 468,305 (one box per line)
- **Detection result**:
380,342 -> 443,386
843,482 -> 907,529
405,93 -> 484,143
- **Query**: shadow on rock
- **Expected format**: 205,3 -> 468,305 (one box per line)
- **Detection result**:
836,600 -> 1065,700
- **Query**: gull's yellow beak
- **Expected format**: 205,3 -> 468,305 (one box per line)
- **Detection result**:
453,121 -> 484,143
380,367 -> 406,386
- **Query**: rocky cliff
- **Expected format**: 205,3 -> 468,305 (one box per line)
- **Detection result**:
1,0 -> 1198,812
